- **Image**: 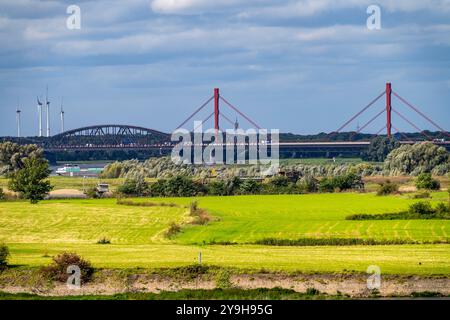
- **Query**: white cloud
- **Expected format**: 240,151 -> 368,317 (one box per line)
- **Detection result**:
150,0 -> 243,14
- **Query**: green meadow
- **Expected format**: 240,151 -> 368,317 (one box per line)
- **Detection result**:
1,192 -> 449,274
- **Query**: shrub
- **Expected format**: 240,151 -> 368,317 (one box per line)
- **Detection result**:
318,178 -> 335,193
84,186 -> 99,199
269,176 -> 290,188
332,173 -> 364,191
306,288 -> 320,296
296,176 -> 318,193
412,191 -> 430,199
0,244 -> 9,270
215,269 -> 232,289
164,176 -> 204,197
117,178 -> 148,196
376,180 -> 399,196
190,200 -> 198,215
0,188 -> 4,201
97,237 -> 111,244
415,173 -> 440,190
165,222 -> 182,238
408,202 -> 434,215
435,202 -> 450,215
239,179 -> 261,195
41,252 -> 94,284
207,180 -> 227,196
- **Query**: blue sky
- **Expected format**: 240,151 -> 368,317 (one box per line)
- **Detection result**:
0,0 -> 449,136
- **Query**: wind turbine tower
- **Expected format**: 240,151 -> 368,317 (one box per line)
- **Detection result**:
60,97 -> 65,133
45,86 -> 50,137
16,102 -> 21,138
37,96 -> 43,137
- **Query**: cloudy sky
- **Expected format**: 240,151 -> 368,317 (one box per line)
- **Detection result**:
0,0 -> 449,136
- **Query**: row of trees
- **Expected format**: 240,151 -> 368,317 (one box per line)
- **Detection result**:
116,173 -> 365,198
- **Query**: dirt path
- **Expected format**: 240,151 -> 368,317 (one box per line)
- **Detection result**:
1,272 -> 449,298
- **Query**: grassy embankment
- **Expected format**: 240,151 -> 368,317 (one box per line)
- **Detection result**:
1,192 -> 449,274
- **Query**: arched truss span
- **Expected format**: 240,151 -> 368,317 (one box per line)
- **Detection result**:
50,124 -> 170,148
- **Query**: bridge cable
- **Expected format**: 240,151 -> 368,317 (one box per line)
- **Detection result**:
392,125 -> 413,141
176,96 -> 214,130
392,91 -> 450,138
335,91 -> 385,133
376,125 -> 387,136
391,108 -> 432,140
219,112 -> 236,127
350,108 -> 385,139
219,96 -> 262,129
194,111 -> 215,132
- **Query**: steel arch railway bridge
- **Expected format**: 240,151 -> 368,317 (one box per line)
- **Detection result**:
34,83 -> 450,154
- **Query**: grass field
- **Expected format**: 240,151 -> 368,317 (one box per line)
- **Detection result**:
1,192 -> 450,274
143,192 -> 450,244
5,243 -> 450,274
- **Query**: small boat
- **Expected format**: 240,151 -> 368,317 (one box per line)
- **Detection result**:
56,164 -> 81,175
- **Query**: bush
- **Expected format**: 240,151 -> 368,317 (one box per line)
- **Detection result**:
215,270 -> 232,289
84,186 -> 99,199
415,173 -> 440,190
376,180 -> 399,196
239,179 -> 261,195
296,176 -> 318,193
412,191 -> 430,199
435,202 -> 450,215
117,178 -> 148,196
0,188 -> 4,201
0,244 -> 9,270
190,200 -> 198,215
163,176 -> 204,197
408,202 -> 434,215
41,252 -> 94,284
332,173 -> 364,191
97,237 -> 111,244
318,178 -> 335,193
306,288 -> 320,296
207,180 -> 227,196
269,176 -> 290,188
165,222 -> 182,238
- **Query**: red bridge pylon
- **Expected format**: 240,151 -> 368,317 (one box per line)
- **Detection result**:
335,82 -> 450,140
176,88 -> 261,132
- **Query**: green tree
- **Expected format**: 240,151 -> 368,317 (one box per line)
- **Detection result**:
8,157 -> 53,204
415,173 -> 440,190
363,137 -> 400,162
384,142 -> 450,176
0,142 -> 44,175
